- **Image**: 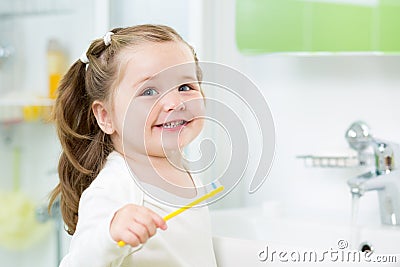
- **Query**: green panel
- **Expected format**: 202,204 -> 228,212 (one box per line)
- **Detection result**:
379,0 -> 400,52
236,0 -> 400,54
236,0 -> 305,53
311,3 -> 373,51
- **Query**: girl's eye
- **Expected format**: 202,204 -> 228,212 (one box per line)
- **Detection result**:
178,84 -> 192,92
141,88 -> 158,96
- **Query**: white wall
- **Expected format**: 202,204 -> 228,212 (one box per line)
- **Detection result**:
110,0 -> 207,58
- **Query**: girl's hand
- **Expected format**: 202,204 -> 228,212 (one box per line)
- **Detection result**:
110,204 -> 167,247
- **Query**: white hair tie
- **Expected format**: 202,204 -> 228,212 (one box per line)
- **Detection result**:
79,51 -> 89,71
80,52 -> 89,71
103,32 -> 114,46
79,51 -> 89,64
79,43 -> 91,70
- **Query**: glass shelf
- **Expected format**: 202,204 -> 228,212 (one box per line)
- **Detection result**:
0,10 -> 73,19
0,94 -> 54,125
0,97 -> 54,107
0,0 -> 74,19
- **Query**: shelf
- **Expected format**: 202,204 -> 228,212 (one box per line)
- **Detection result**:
0,98 -> 54,107
0,93 -> 54,125
0,10 -> 73,19
0,0 -> 74,19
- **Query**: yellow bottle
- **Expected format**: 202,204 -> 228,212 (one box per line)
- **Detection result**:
47,39 -> 67,99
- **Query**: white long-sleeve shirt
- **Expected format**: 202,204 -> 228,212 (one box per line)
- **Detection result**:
60,151 -> 217,267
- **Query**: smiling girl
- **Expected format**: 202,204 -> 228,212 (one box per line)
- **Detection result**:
49,24 -> 217,267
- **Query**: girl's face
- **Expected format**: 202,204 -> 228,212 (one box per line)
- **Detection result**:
110,41 -> 204,158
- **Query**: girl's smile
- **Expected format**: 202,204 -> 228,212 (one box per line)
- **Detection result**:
153,119 -> 191,131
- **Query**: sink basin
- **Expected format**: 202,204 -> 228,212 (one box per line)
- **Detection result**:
210,206 -> 400,266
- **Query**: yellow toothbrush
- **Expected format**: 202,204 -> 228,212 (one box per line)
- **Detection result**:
118,185 -> 224,247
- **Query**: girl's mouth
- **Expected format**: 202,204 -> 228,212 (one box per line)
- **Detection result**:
154,119 -> 190,129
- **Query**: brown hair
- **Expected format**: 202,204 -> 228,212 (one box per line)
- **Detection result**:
48,24 -> 201,235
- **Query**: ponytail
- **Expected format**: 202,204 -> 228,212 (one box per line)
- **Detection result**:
48,60 -> 113,235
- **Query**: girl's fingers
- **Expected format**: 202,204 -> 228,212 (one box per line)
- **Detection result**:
136,206 -> 167,231
145,208 -> 168,230
120,229 -> 140,247
110,204 -> 168,246
134,215 -> 157,236
128,222 -> 149,244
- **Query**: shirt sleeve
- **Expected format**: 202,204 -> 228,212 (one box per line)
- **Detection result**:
59,180 -> 143,267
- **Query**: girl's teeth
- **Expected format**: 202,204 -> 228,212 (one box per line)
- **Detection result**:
162,120 -> 185,128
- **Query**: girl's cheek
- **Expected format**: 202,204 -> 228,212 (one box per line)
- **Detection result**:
190,97 -> 206,117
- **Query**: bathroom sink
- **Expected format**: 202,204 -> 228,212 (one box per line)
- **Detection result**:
210,206 -> 400,266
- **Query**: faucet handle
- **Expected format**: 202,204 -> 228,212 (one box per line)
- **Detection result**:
373,140 -> 399,175
345,121 -> 372,151
345,121 -> 373,165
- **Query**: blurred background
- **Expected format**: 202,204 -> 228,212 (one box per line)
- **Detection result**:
1,0 -> 400,266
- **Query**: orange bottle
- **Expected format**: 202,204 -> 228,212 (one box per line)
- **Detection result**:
47,39 -> 67,99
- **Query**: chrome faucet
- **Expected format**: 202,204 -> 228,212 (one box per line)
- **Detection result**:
346,121 -> 400,226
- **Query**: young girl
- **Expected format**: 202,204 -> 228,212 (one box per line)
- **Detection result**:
49,24 -> 217,266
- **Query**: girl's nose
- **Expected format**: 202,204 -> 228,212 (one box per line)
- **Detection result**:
160,90 -> 186,112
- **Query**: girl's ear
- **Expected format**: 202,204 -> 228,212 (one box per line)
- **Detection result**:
92,100 -> 115,135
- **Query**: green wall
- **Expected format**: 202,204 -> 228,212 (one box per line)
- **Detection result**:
236,0 -> 400,54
